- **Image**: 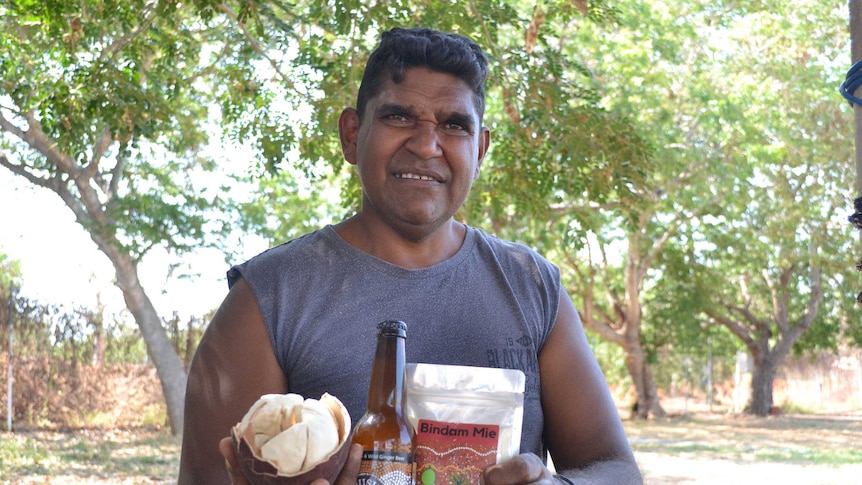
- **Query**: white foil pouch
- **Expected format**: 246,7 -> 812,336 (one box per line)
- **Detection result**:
404,363 -> 526,485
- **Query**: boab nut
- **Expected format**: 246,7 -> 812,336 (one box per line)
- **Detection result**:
232,393 -> 352,485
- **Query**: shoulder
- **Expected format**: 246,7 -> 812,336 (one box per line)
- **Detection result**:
469,226 -> 560,284
227,227 -> 335,288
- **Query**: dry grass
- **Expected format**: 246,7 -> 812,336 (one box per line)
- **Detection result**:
2,409 -> 862,484
628,405 -> 862,484
0,427 -> 180,484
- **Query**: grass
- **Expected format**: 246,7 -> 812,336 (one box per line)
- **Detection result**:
623,412 -> 862,468
0,428 -> 180,484
629,437 -> 862,465
2,413 -> 861,483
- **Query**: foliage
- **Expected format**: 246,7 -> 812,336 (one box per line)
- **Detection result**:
0,290 -> 200,428
0,0 -> 277,432
0,1 -> 239,259
2,0 -> 860,425
0,252 -> 22,294
2,290 -> 205,367
690,2 -> 855,351
200,0 -> 653,240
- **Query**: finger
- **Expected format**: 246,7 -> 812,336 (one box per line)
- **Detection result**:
483,453 -> 554,485
332,444 -> 363,485
220,436 -> 251,485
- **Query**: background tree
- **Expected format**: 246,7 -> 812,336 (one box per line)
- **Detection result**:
4,0 -> 858,431
530,0 -> 858,417
0,0 -> 258,433
0,0 -> 647,432
693,1 -> 859,415
532,1 -> 744,418
225,0 -> 666,417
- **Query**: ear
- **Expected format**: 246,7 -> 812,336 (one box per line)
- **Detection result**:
474,126 -> 491,180
338,108 -> 360,165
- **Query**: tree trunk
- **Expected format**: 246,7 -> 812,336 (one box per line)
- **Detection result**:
92,312 -> 105,366
104,244 -> 187,435
624,338 -> 666,419
745,359 -> 777,416
623,232 -> 666,420
744,331 -> 797,417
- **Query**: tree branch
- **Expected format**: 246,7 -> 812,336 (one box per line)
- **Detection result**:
92,1 -> 159,77
795,264 -> 822,330
596,237 -> 625,323
706,309 -> 755,349
636,207 -> 702,287
107,143 -> 127,203
0,150 -> 55,190
794,237 -> 823,332
85,124 -> 113,181
549,200 -> 621,212
564,247 -> 624,345
16,111 -> 78,173
216,3 -> 296,91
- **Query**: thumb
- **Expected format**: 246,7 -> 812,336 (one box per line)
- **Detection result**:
220,437 -> 251,485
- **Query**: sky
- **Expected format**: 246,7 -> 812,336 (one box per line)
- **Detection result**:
0,167 -> 266,324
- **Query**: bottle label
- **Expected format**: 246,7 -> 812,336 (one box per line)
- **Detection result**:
414,419 -> 500,485
357,450 -> 414,485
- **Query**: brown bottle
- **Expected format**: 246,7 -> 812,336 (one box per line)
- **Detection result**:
352,320 -> 415,484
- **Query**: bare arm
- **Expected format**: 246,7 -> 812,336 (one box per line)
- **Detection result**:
178,277 -> 288,485
540,285 -> 641,483
484,285 -> 641,484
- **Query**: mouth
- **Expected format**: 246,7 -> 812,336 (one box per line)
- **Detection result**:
394,172 -> 442,183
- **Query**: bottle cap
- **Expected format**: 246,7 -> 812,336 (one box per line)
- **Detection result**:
377,320 -> 407,338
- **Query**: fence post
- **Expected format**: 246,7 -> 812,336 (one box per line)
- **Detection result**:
858,352 -> 862,408
6,283 -> 14,432
707,337 -> 713,412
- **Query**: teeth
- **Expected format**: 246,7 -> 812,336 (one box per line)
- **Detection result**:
397,173 -> 435,181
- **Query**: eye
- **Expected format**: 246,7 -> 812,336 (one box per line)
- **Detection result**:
440,122 -> 471,137
381,113 -> 411,125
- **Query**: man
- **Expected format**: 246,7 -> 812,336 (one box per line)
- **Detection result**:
178,27 -> 642,485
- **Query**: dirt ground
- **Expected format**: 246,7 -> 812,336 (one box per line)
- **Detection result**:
3,406 -> 862,484
625,406 -> 862,485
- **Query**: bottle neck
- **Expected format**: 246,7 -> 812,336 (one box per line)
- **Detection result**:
366,334 -> 406,413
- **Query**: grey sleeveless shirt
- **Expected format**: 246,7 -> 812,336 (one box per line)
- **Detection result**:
227,224 -> 561,459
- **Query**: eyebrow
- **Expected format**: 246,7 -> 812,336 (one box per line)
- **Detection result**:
375,103 -> 417,118
375,103 -> 476,129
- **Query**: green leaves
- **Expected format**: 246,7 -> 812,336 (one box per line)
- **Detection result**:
3,0 -> 856,396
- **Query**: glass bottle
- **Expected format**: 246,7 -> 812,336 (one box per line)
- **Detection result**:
352,320 -> 415,484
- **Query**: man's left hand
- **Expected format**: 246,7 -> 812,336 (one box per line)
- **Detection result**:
483,453 -> 558,485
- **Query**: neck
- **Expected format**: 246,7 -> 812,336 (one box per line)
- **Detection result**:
334,214 -> 466,269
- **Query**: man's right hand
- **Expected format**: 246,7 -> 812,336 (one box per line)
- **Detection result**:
219,437 -> 251,485
219,438 -> 363,485
320,444 -> 362,485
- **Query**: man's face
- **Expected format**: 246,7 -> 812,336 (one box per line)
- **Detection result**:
339,67 -> 490,241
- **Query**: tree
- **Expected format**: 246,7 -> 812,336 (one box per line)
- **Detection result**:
0,0 -> 653,432
530,0 -> 860,418
687,2 -> 856,415
227,2 -> 666,416
531,0 -> 743,418
0,1 -> 256,433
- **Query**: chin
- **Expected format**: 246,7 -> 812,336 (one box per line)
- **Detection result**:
388,217 -> 449,242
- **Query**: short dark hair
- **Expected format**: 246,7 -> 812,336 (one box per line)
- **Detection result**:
356,27 -> 489,120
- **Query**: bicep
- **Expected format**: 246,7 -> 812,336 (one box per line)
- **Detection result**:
178,277 -> 288,485
539,285 -> 634,471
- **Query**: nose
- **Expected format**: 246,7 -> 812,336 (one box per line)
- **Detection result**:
405,119 -> 443,159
